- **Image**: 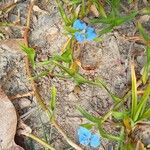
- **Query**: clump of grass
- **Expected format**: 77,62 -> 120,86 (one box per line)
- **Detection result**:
78,63 -> 150,149
90,0 -> 137,36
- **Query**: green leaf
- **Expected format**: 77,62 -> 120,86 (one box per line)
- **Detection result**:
142,64 -> 149,84
81,0 -> 85,17
142,46 -> 150,84
142,7 -> 150,15
112,111 -> 129,120
137,22 -> 150,44
116,127 -> 125,150
69,0 -> 82,5
106,0 -> 120,17
80,123 -> 94,130
134,84 -> 150,122
55,0 -> 71,25
20,44 -> 35,68
141,108 -> 150,119
97,123 -> 121,141
50,86 -> 57,111
78,106 -> 100,123
64,26 -> 78,33
98,25 -> 113,36
52,61 -> 88,84
93,79 -> 122,103
92,11 -> 137,26
131,64 -> 137,119
92,0 -> 107,18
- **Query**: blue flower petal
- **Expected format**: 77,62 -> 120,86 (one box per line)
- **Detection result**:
90,134 -> 101,148
78,127 -> 92,146
86,27 -> 97,41
73,19 -> 87,30
75,32 -> 86,43
87,27 -> 95,32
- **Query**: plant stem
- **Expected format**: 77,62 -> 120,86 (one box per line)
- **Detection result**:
25,133 -> 56,150
81,0 -> 85,17
51,120 -> 83,150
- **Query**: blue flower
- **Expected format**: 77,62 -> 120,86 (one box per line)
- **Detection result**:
86,27 -> 97,41
77,127 -> 101,148
78,127 -> 91,146
90,134 -> 101,148
74,32 -> 86,43
73,19 -> 97,43
73,19 -> 86,30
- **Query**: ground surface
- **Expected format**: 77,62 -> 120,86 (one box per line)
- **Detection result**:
0,0 -> 149,150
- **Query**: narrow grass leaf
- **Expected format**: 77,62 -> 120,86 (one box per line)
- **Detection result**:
112,111 -> 129,120
131,63 -> 137,119
80,123 -> 94,130
78,106 -> 100,123
20,44 -> 35,68
92,0 -> 107,18
116,127 -> 125,150
52,61 -> 88,84
134,84 -> 150,122
137,22 -> 150,44
50,86 -> 57,111
93,79 -> 122,102
141,108 -> 150,119
81,0 -> 85,17
55,0 -> 71,25
142,46 -> 150,84
97,123 -> 121,141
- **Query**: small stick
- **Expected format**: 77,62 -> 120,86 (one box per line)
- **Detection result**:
9,91 -> 34,100
52,120 -> 83,150
22,133 -> 56,150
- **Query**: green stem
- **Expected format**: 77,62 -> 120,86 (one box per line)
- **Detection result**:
51,120 -> 83,150
25,133 -> 56,150
81,0 -> 85,17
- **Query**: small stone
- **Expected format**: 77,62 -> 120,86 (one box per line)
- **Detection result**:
18,98 -> 31,109
137,56 -> 145,66
68,93 -> 78,102
40,111 -> 49,124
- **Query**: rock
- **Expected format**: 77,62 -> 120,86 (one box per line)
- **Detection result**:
40,111 -> 49,124
18,98 -> 31,109
0,39 -> 31,96
137,55 -> 145,66
131,122 -> 150,148
80,42 -> 103,71
30,14 -> 67,55
0,87 -> 24,150
68,93 -> 78,102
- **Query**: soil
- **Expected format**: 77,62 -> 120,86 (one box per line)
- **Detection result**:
0,0 -> 149,150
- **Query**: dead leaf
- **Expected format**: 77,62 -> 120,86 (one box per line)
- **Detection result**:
90,5 -> 99,17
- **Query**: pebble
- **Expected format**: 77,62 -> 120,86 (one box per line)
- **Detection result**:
18,98 -> 31,109
137,55 -> 145,66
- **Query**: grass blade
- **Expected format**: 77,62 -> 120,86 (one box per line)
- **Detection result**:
142,46 -> 150,84
134,84 -> 150,122
137,22 -> 150,44
131,63 -> 137,120
92,0 -> 107,18
50,86 -> 57,111
141,108 -> 150,119
97,123 -> 121,141
55,0 -> 71,25
20,44 -> 35,68
78,106 -> 100,123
